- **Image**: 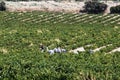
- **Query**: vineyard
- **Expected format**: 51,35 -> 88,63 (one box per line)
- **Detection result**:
0,11 -> 120,79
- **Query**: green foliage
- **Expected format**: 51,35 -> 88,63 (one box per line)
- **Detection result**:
110,5 -> 120,14
0,11 -> 120,79
0,52 -> 120,80
82,1 -> 107,14
0,1 -> 6,11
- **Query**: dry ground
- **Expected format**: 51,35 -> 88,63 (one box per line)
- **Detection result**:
5,1 -> 120,13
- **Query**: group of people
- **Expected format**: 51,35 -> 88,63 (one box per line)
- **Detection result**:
39,44 -> 66,55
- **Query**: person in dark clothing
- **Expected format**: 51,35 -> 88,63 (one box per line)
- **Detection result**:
39,44 -> 46,52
